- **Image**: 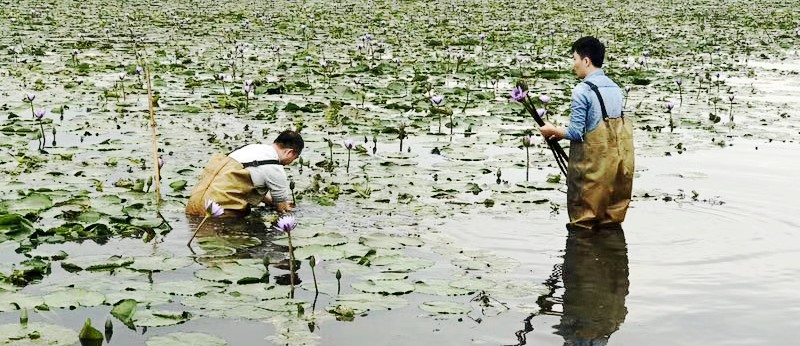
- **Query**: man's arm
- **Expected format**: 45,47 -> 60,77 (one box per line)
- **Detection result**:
539,86 -> 589,141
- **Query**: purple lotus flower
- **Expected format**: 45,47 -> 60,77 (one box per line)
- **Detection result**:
675,77 -> 683,86
538,95 -> 551,104
135,66 -> 143,75
392,57 -> 400,64
479,33 -> 486,41
319,60 -> 328,67
363,34 -> 373,42
522,135 -> 532,147
205,200 -> 224,218
158,157 -> 165,169
305,56 -> 312,62
343,139 -> 355,150
275,214 -> 297,232
25,93 -> 35,102
536,108 -> 547,117
509,87 -> 528,102
34,109 -> 46,120
72,49 -> 79,56
665,102 -> 675,111
431,95 -> 445,106
118,72 -> 126,80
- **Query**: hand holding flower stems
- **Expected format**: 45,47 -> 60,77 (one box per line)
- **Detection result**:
187,200 -> 223,246
275,214 -> 298,297
509,81 -> 568,176
343,139 -> 354,173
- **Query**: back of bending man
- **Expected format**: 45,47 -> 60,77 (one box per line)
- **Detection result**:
539,36 -> 634,231
186,130 -> 303,217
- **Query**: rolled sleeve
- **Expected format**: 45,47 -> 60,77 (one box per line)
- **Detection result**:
565,86 -> 589,142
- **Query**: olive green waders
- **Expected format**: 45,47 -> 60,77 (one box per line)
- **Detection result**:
566,82 -> 635,231
186,154 -> 273,217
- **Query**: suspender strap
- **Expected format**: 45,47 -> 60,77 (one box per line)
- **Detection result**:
241,159 -> 280,168
583,81 -> 609,120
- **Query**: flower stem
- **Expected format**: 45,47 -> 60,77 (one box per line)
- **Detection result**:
346,150 -> 351,173
525,146 -> 529,182
39,121 -> 46,151
287,231 -> 296,298
187,215 -> 209,246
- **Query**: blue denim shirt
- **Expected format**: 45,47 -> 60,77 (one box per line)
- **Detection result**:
565,69 -> 624,142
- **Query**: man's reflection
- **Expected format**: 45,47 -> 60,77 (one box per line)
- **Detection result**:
555,228 -> 629,345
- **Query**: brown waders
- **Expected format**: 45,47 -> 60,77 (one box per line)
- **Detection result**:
566,81 -> 635,231
186,154 -> 279,217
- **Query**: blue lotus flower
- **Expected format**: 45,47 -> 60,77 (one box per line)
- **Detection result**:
509,87 -> 528,101
205,200 -> 224,218
275,214 -> 297,232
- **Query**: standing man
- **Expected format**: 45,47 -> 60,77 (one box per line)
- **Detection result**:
539,36 -> 634,231
186,130 -> 303,217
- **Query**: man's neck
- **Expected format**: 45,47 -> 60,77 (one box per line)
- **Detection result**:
582,66 -> 601,79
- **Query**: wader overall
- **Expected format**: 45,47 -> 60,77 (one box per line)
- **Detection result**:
566,81 -> 635,231
186,154 -> 280,217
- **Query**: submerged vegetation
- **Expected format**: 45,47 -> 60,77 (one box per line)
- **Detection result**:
0,0 -> 798,344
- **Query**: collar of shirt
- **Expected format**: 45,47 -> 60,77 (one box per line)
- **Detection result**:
583,68 -> 605,80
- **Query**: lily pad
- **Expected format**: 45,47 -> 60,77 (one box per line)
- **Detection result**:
292,244 -> 347,260
370,255 -> 434,272
271,232 -> 348,247
194,262 -> 266,284
153,280 -> 224,296
0,322 -> 78,345
326,293 -> 408,314
0,291 -> 45,311
44,288 -> 105,308
351,279 -> 415,295
129,256 -> 193,272
413,279 -> 472,296
358,232 -> 425,249
135,309 -> 192,327
419,301 -> 471,315
61,255 -> 133,272
146,332 -> 227,346
449,277 -> 497,291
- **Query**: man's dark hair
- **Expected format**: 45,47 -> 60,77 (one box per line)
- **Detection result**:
274,130 -> 304,154
571,36 -> 605,68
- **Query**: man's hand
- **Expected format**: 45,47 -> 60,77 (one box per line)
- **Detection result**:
539,122 -> 565,141
275,201 -> 293,213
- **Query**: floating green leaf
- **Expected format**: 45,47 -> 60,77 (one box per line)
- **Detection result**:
146,332 -> 227,346
419,301 -> 471,315
0,322 -> 78,345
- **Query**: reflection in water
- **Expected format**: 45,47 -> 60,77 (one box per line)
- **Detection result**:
186,214 -> 297,284
509,229 -> 629,345
556,229 -> 629,346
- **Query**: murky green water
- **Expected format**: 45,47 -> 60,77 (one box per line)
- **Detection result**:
1,0 -> 799,344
